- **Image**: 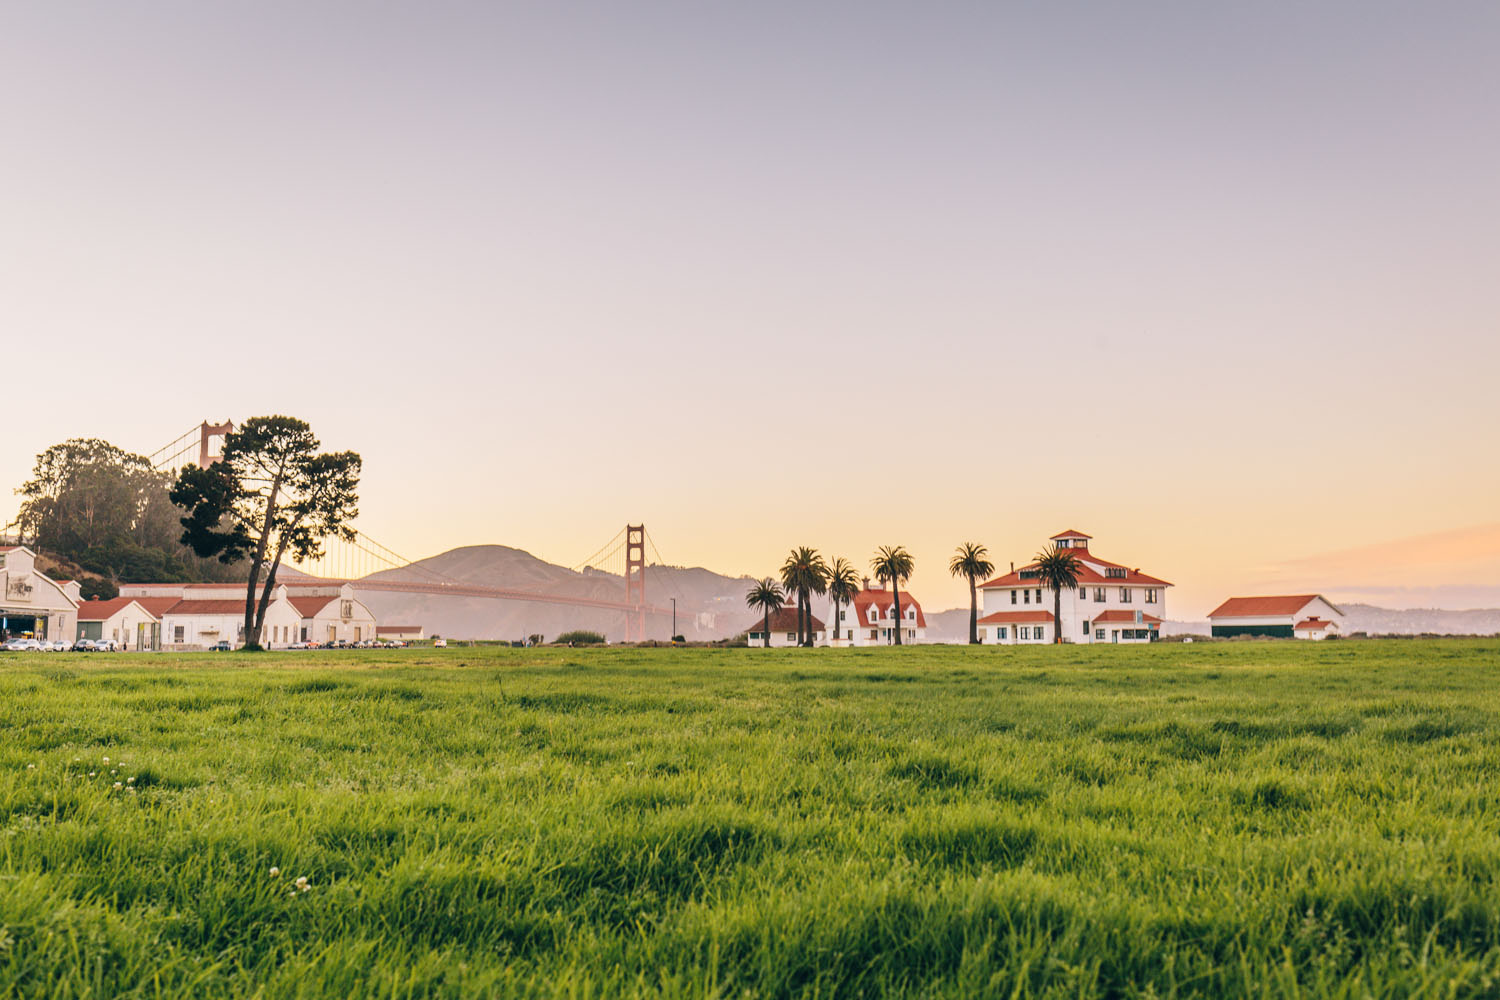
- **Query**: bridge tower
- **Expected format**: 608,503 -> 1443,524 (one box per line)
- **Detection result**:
624,524 -> 646,642
199,420 -> 234,467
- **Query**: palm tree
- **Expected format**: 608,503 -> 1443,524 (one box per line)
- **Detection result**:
825,557 -> 860,646
745,577 -> 785,648
870,545 -> 914,645
780,546 -> 829,646
1033,545 -> 1082,644
948,542 -> 994,645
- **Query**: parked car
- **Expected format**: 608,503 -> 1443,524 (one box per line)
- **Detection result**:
48,640 -> 70,652
432,638 -> 447,648
3,638 -> 44,652
93,639 -> 118,652
209,641 -> 233,652
72,639 -> 97,652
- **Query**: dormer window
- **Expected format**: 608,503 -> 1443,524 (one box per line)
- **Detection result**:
1057,539 -> 1070,548
1106,568 -> 1127,579
868,608 -> 877,624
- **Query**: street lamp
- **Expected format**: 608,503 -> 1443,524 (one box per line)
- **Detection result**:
671,598 -> 676,641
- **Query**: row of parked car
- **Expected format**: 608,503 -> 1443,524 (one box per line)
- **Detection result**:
1,638 -> 122,652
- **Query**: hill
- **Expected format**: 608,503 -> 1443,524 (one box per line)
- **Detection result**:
350,545 -> 755,642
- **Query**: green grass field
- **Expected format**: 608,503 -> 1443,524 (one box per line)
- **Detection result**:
2,641 -> 1499,998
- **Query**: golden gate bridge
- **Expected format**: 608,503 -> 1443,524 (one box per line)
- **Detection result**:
150,422 -> 682,641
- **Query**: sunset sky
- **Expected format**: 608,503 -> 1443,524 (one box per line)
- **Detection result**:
3,2 -> 1497,616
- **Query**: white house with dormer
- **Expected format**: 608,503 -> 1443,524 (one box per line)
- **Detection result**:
825,578 -> 928,646
977,530 -> 1171,644
0,545 -> 80,643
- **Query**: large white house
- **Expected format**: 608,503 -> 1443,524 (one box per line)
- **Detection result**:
0,545 -> 79,643
119,580 -> 378,648
1207,595 -> 1345,639
827,579 -> 928,646
977,530 -> 1171,644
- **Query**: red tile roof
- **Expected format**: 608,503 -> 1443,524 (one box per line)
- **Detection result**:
744,607 -> 827,633
1294,618 -> 1335,631
1050,529 -> 1093,540
1207,595 -> 1330,618
1088,610 -> 1163,625
163,599 -> 257,615
288,595 -> 336,618
977,610 -> 1055,624
849,587 -> 927,628
132,597 -> 181,618
76,598 -> 157,621
980,557 -> 1172,590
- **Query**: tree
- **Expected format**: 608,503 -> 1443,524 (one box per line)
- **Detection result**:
1033,545 -> 1082,644
169,416 -> 361,650
744,578 -> 785,648
780,546 -> 829,646
825,557 -> 860,646
948,542 -> 995,645
870,545 -> 914,645
13,437 -> 237,584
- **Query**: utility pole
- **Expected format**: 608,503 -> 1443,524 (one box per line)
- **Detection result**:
671,598 -> 676,640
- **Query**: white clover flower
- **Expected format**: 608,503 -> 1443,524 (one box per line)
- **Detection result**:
88,772 -> 96,777
110,770 -> 117,776
126,776 -> 135,784
269,867 -> 280,878
26,764 -> 35,770
102,757 -> 109,764
128,787 -> 136,794
294,876 -> 309,889
113,782 -> 122,789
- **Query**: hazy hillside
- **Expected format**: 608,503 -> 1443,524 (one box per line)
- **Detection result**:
351,545 -> 755,642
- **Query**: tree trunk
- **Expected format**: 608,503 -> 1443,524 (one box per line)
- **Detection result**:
800,589 -> 810,646
762,608 -> 770,648
969,577 -> 978,644
1054,584 -> 1063,643
243,474 -> 281,649
253,536 -> 291,647
892,582 -> 903,646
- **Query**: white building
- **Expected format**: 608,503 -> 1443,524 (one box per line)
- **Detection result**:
75,598 -> 162,650
827,579 -> 928,646
977,530 -> 1172,645
1207,595 -> 1345,639
0,545 -> 79,643
745,606 -> 827,647
119,580 -> 377,648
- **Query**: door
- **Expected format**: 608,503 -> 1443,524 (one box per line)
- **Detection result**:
1111,630 -> 1119,643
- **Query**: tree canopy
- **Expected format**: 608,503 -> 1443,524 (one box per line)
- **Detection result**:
171,416 -> 361,649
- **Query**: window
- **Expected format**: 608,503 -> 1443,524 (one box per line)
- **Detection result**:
869,629 -> 877,639
1035,589 -> 1042,603
1019,627 -> 1029,640
1106,567 -> 1126,579
1081,621 -> 1089,635
1145,589 -> 1158,603
341,600 -> 353,619
868,608 -> 877,623
748,631 -> 761,640
845,630 -> 852,640
173,625 -> 185,642
786,633 -> 795,641
1023,590 -> 1030,604
1011,590 -> 1018,605
1019,569 -> 1039,579
1120,588 -> 1132,602
1035,626 -> 1047,641
839,610 -> 846,620
996,627 -> 1008,640
1095,628 -> 1105,640
907,609 -> 915,620
1094,588 -> 1105,602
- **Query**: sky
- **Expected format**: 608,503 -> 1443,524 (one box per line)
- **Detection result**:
2,2 -> 1497,617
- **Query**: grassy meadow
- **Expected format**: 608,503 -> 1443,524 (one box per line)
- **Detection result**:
1,640 -> 1499,998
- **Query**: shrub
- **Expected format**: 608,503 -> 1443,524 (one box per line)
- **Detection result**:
556,631 -> 606,645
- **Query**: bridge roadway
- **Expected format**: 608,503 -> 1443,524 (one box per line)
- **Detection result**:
312,577 -> 677,617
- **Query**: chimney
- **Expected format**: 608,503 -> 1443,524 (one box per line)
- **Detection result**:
1009,561 -> 1014,572
862,576 -> 870,591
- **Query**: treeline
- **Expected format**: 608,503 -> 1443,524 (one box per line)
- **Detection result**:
12,438 -> 244,597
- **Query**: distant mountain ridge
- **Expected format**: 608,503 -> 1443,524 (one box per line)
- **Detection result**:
345,545 -> 1500,642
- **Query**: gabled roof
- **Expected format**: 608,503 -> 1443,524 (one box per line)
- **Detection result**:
977,610 -> 1055,625
1088,610 -> 1163,625
1050,529 -> 1092,540
288,595 -> 336,618
849,587 -> 927,628
132,597 -> 181,618
1294,617 -> 1336,631
744,607 -> 826,633
1208,595 -> 1341,619
980,560 -> 1172,590
76,598 -> 157,622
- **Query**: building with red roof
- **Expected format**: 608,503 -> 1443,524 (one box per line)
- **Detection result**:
825,578 -> 927,646
1207,595 -> 1344,639
977,530 -> 1172,644
119,580 -> 378,648
744,606 -> 827,648
76,598 -> 162,650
